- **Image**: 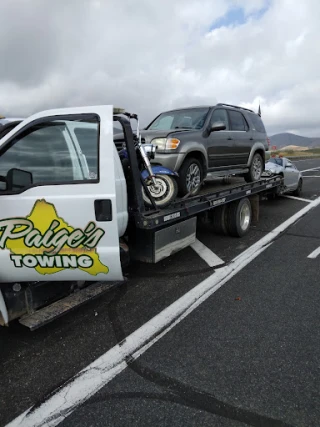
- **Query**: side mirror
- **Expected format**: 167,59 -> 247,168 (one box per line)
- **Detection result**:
6,168 -> 33,191
209,121 -> 226,133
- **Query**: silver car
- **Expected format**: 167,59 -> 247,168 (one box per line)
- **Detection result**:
262,156 -> 303,196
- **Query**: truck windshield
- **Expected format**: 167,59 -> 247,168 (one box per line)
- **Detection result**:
147,108 -> 210,131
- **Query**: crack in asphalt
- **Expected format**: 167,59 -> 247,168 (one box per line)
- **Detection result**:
285,232 -> 320,240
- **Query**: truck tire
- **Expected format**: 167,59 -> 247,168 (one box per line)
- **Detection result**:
210,204 -> 229,235
178,157 -> 203,197
244,152 -> 263,183
226,197 -> 252,237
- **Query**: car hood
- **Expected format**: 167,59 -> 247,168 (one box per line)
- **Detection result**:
113,128 -> 193,144
264,162 -> 284,174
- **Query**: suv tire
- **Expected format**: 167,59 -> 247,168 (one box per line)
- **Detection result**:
178,157 -> 203,197
244,152 -> 263,183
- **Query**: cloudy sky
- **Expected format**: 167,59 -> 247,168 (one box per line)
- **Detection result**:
0,0 -> 319,136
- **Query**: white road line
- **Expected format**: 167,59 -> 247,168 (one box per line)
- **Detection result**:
307,246 -> 320,259
292,159 -> 320,163
282,195 -> 312,203
6,195 -> 320,427
190,238 -> 224,267
301,167 -> 320,173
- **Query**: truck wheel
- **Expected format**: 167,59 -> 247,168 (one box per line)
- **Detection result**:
210,204 -> 229,235
226,197 -> 252,237
178,157 -> 203,197
244,152 -> 263,183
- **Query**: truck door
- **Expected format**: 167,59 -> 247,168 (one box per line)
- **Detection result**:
0,105 -> 124,282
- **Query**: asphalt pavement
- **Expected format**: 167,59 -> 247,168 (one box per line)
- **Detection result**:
1,158 -> 320,427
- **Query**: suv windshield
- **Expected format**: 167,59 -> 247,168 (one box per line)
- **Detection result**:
268,158 -> 283,166
147,108 -> 210,131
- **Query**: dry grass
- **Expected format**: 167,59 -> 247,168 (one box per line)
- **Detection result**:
271,148 -> 320,158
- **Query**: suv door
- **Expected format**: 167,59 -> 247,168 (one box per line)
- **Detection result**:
0,106 -> 123,283
226,109 -> 253,165
207,108 -> 234,169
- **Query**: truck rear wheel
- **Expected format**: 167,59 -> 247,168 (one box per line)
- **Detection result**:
210,204 -> 229,235
226,197 -> 252,237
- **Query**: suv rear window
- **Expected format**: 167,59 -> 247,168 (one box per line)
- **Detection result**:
248,112 -> 266,133
228,110 -> 249,131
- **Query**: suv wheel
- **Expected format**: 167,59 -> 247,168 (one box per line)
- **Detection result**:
178,157 -> 203,197
244,152 -> 263,183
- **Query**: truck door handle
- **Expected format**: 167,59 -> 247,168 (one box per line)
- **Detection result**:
227,137 -> 233,140
94,199 -> 112,221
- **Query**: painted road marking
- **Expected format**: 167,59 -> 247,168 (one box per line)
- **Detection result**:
307,246 -> 320,259
301,167 -> 320,173
292,159 -> 320,163
190,238 -> 224,267
6,195 -> 320,427
282,195 -> 312,203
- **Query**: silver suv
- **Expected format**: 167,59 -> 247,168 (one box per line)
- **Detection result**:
132,103 -> 271,197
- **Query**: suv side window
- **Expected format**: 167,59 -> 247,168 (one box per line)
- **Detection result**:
210,109 -> 229,130
248,113 -> 266,133
228,110 -> 249,131
0,119 -> 99,192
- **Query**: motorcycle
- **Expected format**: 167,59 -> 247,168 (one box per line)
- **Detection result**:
118,112 -> 178,209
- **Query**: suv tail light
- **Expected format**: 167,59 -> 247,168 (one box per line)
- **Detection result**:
266,136 -> 271,148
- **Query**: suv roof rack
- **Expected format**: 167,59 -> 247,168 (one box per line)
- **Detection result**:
216,103 -> 255,113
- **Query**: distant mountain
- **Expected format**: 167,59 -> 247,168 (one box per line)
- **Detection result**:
269,132 -> 320,149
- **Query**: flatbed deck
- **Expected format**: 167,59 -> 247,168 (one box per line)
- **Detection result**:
133,175 -> 282,229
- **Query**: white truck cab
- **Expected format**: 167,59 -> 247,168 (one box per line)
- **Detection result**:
0,106 -> 129,326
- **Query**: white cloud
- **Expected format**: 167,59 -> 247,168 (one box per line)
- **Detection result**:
0,0 -> 319,137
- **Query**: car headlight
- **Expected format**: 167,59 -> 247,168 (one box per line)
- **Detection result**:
151,138 -> 166,150
151,138 -> 180,151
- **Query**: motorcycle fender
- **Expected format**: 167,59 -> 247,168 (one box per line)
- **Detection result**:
141,166 -> 179,180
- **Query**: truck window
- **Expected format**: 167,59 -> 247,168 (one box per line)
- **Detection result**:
0,119 -> 98,192
73,126 -> 98,176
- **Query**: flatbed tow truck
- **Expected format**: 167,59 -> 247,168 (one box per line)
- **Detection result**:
0,105 -> 282,330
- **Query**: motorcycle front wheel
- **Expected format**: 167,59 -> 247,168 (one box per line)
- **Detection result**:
142,174 -> 178,209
